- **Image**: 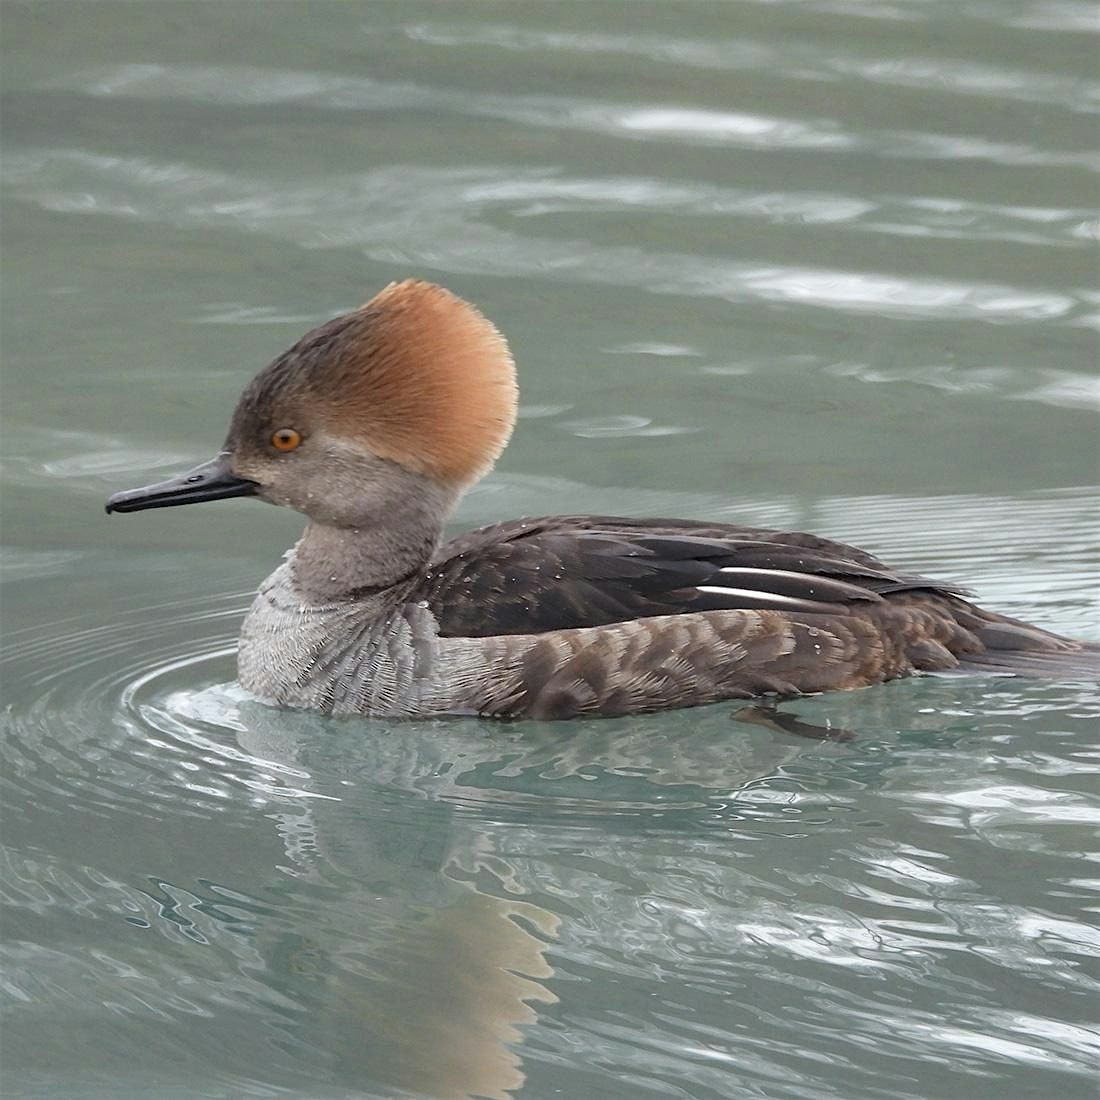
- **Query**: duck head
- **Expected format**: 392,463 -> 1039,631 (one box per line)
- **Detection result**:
106,281 -> 518,528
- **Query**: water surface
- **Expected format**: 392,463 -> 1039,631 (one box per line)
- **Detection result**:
2,2 -> 1098,1098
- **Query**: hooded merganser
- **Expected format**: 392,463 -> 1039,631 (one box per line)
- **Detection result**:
106,281 -> 1098,718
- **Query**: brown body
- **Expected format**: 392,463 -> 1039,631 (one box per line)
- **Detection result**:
411,515 -> 1095,719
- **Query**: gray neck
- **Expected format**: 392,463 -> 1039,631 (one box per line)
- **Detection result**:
289,476 -> 456,604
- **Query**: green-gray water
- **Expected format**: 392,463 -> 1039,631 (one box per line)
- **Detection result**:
2,2 -> 1098,1098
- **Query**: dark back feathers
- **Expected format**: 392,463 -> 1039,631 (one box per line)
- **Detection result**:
417,515 -> 965,639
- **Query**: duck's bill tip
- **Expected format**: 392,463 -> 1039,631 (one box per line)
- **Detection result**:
105,454 -> 258,514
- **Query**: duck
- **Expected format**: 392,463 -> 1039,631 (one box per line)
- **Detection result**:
106,280 -> 1098,719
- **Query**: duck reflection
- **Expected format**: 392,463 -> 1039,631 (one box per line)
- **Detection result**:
193,694 -> 815,1098
266,888 -> 557,1100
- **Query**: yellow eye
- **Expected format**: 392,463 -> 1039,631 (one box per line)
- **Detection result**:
270,428 -> 301,452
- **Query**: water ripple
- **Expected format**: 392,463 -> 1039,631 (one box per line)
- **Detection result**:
1,591 -> 254,826
3,152 -> 1091,324
41,63 -> 1100,167
401,22 -> 1100,113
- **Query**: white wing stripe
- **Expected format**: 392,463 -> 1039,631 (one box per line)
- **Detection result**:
695,586 -> 832,611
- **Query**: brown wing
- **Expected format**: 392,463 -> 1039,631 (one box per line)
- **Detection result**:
417,514 -> 966,639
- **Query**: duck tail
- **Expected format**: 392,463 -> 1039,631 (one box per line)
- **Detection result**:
955,613 -> 1100,681
955,643 -> 1100,680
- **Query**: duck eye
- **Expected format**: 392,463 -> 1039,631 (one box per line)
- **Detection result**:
270,428 -> 302,452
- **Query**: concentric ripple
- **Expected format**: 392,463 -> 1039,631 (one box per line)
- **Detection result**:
1,590 -> 252,824
0,579 -> 819,838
